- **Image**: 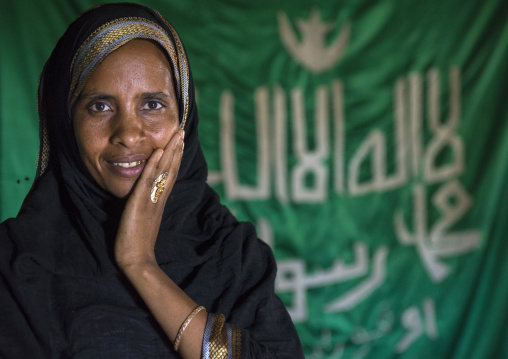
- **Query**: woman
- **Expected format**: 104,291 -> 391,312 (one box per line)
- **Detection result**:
0,3 -> 303,358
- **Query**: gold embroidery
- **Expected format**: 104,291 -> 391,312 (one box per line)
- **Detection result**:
209,313 -> 228,359
40,122 -> 49,175
231,325 -> 242,359
159,16 -> 190,129
35,74 -> 50,177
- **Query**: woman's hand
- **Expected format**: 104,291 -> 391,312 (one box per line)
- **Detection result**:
114,129 -> 184,270
112,129 -> 206,359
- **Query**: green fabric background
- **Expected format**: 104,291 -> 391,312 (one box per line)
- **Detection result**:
1,1 -> 508,357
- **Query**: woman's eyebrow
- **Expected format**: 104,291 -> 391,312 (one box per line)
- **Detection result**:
78,91 -> 115,101
139,91 -> 172,99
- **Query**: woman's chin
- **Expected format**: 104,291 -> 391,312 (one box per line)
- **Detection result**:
115,186 -> 136,200
104,181 -> 137,200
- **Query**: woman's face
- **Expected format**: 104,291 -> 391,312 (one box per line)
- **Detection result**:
73,39 -> 179,198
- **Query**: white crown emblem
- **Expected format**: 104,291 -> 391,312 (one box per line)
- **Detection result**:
278,9 -> 350,73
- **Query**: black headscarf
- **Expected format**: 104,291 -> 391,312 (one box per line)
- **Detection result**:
0,3 -> 303,358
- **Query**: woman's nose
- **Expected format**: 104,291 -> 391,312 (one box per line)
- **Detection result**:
110,109 -> 146,147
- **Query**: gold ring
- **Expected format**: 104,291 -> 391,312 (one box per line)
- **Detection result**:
150,172 -> 169,203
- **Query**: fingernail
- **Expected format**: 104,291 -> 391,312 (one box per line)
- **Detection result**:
180,130 -> 185,140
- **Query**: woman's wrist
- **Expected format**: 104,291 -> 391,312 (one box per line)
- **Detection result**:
117,254 -> 159,279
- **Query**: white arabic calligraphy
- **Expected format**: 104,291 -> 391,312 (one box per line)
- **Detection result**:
396,298 -> 438,353
276,243 -> 388,322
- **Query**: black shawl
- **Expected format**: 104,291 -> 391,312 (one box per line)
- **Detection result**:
0,3 -> 303,358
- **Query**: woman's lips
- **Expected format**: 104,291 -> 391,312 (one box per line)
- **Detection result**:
106,159 -> 146,177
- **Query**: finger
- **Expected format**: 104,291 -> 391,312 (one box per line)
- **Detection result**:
139,148 -> 164,189
153,130 -> 184,201
157,129 -> 184,173
165,130 -> 184,188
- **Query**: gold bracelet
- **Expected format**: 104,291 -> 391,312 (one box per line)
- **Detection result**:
174,305 -> 206,352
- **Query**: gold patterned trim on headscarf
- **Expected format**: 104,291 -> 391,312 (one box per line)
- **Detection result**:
157,13 -> 190,129
69,17 -> 177,99
67,17 -> 189,128
38,119 -> 50,176
35,73 -> 50,177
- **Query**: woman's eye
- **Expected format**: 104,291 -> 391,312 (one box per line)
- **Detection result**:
142,101 -> 164,110
88,102 -> 111,112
